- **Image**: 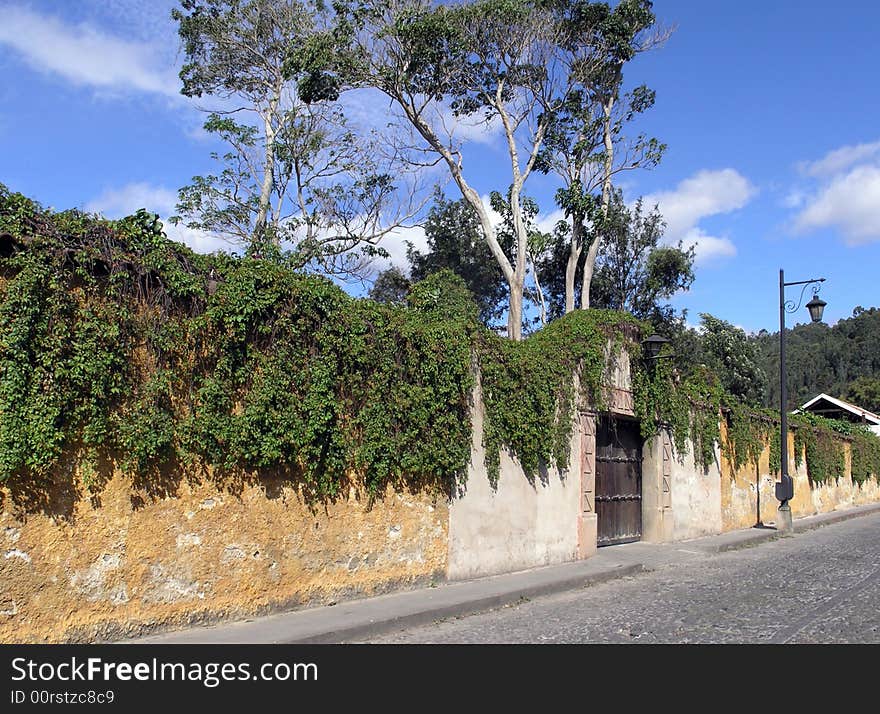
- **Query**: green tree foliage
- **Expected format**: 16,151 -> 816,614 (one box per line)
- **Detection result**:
845,376 -> 880,414
695,314 -> 768,407
368,265 -> 410,305
170,0 -> 415,275
311,0 -> 556,339
754,306 -> 880,410
407,196 -> 510,326
304,0 -> 664,339
538,191 -> 693,329
538,0 -> 666,313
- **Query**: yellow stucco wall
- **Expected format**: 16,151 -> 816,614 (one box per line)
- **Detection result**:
0,468 -> 447,643
720,423 -> 880,531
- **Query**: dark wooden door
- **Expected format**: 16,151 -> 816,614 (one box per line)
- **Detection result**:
595,418 -> 642,546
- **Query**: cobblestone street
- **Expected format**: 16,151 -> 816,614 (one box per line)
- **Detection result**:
363,513 -> 880,643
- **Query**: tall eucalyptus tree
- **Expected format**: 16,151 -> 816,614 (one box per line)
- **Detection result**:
171,0 -> 421,276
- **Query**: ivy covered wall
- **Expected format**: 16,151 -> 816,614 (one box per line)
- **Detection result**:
2,183 -> 878,513
0,185 -> 643,510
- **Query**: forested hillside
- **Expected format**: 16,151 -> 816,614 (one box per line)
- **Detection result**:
754,307 -> 880,412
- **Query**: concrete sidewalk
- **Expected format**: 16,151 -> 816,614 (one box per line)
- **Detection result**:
124,502 -> 880,644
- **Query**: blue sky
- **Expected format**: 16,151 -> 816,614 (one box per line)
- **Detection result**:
1,0 -> 878,333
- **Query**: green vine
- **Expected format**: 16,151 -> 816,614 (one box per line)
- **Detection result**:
769,428 -> 781,475
792,424 -> 807,470
0,187 -> 474,497
633,358 -> 723,473
793,413 -> 880,486
2,183 -> 879,502
850,428 -> 880,485
723,400 -> 774,472
478,309 -> 639,485
804,428 -> 845,484
789,413 -> 846,484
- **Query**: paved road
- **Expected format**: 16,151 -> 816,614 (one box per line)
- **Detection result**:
360,514 -> 880,643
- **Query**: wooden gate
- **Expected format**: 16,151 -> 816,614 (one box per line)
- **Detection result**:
595,417 -> 642,546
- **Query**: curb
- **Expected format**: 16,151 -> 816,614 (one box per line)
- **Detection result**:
698,529 -> 780,554
682,503 -> 880,553
290,563 -> 645,643
791,502 -> 880,534
693,503 -> 880,555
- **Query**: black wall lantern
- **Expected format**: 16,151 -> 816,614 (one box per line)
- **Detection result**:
641,334 -> 671,361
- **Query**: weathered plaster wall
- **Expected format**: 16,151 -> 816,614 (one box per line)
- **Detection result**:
644,419 -> 880,541
719,420 -> 780,531
721,428 -> 880,530
667,439 -> 723,540
446,377 -> 581,580
15,340 -> 880,643
0,470 -> 446,643
787,438 -> 880,516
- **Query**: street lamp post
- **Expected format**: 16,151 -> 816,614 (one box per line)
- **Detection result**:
776,269 -> 827,532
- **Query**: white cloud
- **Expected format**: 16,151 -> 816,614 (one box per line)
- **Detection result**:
86,183 -> 230,254
370,224 -> 429,274
793,164 -> 880,245
434,106 -> 504,147
639,169 -> 755,264
478,193 -> 505,229
791,139 -> 880,245
642,169 -> 756,242
0,4 -> 179,98
535,207 -> 567,236
85,183 -> 177,218
679,228 -> 737,264
798,140 -> 880,178
164,223 -> 234,255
